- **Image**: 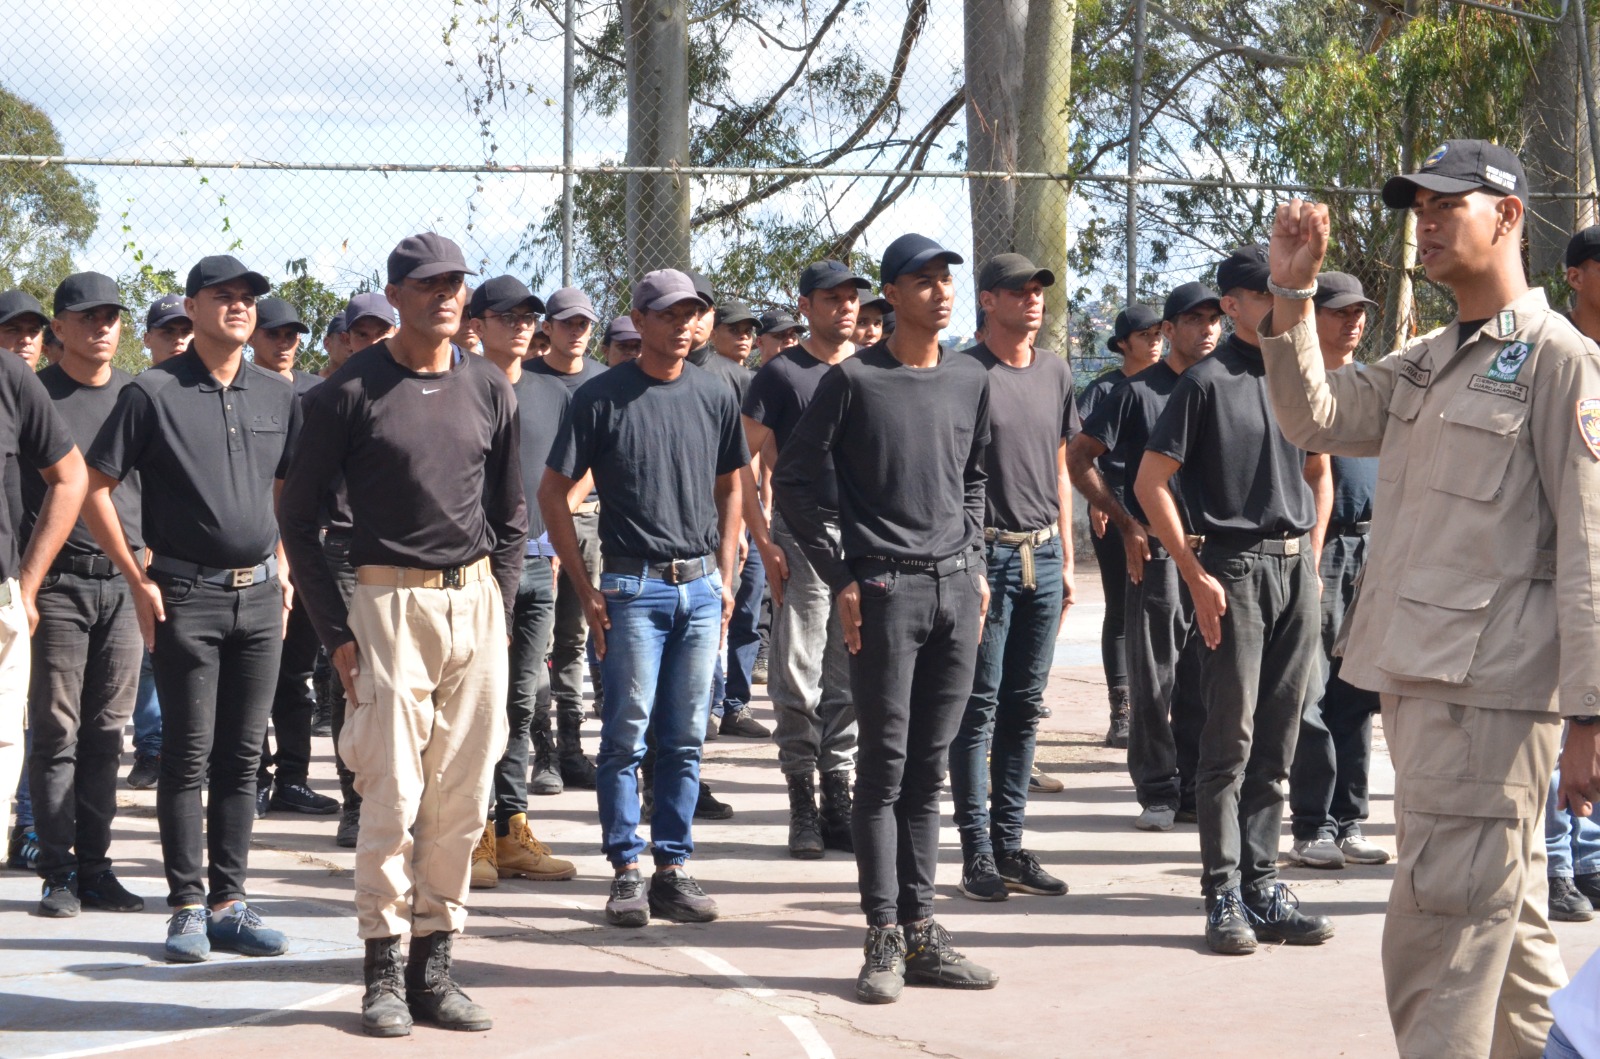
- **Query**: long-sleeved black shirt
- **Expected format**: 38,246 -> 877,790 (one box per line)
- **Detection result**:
279,342 -> 527,650
772,342 -> 990,593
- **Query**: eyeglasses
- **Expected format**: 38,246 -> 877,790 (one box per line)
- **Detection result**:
488,312 -> 540,329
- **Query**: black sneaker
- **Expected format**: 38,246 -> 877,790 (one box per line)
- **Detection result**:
1205,888 -> 1258,955
719,706 -> 771,739
694,782 -> 733,820
7,824 -> 39,871
957,852 -> 1009,902
1575,871 -> 1600,907
648,867 -> 719,923
270,781 -> 340,816
1551,876 -> 1596,922
1242,883 -> 1334,945
79,869 -> 145,912
1175,807 -> 1198,824
336,804 -> 360,848
127,752 -> 160,790
605,868 -> 649,928
996,849 -> 1068,896
310,705 -> 333,738
38,873 -> 80,918
855,926 -> 906,1004
560,753 -> 598,790
904,919 -> 998,989
254,783 -> 272,819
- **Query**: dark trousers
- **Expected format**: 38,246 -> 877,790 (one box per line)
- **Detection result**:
549,510 -> 601,728
1194,543 -> 1320,899
259,600 -> 317,786
313,535 -> 359,808
1290,533 -> 1380,840
1125,551 -> 1206,810
950,537 -> 1062,857
850,560 -> 983,926
152,574 -> 283,907
27,571 -> 142,879
1090,525 -> 1128,689
719,537 -> 765,714
493,555 -> 556,826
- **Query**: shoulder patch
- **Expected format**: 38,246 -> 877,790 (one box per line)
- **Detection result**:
1579,398 -> 1600,460
1486,341 -> 1531,382
1468,375 -> 1528,402
1399,360 -> 1431,388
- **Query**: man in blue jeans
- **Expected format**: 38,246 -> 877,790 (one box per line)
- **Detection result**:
540,268 -> 748,928
949,254 -> 1076,903
127,651 -> 161,789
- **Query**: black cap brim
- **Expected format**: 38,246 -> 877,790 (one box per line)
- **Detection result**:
0,308 -> 49,327
1317,293 -> 1378,310
717,311 -> 758,327
806,274 -> 872,294
887,249 -> 964,286
988,267 -> 1057,292
193,270 -> 272,298
1381,173 -> 1484,209
59,298 -> 131,314
259,319 -> 311,334
478,294 -> 545,317
1164,292 -> 1221,321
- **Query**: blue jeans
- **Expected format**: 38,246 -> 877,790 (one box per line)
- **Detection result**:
1547,764 -> 1600,878
950,537 -> 1062,856
132,650 -> 161,756
1543,1023 -> 1582,1059
596,567 -> 722,869
13,728 -> 32,828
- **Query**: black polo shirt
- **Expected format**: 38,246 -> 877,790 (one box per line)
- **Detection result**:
0,354 -> 76,581
1145,334 -> 1314,537
742,344 -> 843,511
964,342 -> 1078,532
88,348 -> 298,569
548,359 -> 749,562
24,365 -> 143,558
1077,367 -> 1132,493
1082,360 -> 1188,528
511,370 -> 570,540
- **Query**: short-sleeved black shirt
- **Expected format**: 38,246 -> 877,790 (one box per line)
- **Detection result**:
511,370 -> 571,540
1330,454 -> 1377,527
689,344 -> 753,406
1077,367 -> 1132,492
964,343 -> 1078,531
1144,334 -> 1315,537
88,349 -> 298,569
742,345 -> 843,511
289,367 -> 322,399
529,355 -> 606,395
1082,360 -> 1188,528
548,359 -> 749,561
0,354 -> 76,580
24,365 -> 143,557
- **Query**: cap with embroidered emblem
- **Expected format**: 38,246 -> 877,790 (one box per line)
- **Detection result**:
1382,140 -> 1526,209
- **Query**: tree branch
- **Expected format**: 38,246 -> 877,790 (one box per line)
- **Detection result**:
1147,4 -> 1309,68
828,88 -> 965,257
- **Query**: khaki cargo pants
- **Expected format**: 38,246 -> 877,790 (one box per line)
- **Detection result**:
0,581 -> 28,818
339,568 -> 508,940
1382,695 -> 1565,1059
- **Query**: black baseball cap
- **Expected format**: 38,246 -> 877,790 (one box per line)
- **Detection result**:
467,275 -> 545,319
53,272 -> 128,315
880,233 -> 963,286
685,270 -> 716,307
799,259 -> 871,297
1163,282 -> 1222,321
977,253 -> 1056,293
325,309 -> 348,336
545,286 -> 600,321
254,296 -> 309,333
880,310 -> 896,333
757,309 -> 805,336
345,292 -> 395,327
0,291 -> 48,327
1567,226 -> 1600,269
1216,245 -> 1271,295
859,296 -> 892,316
1312,272 -> 1377,311
715,299 -> 758,327
145,294 -> 188,330
1108,303 -> 1162,352
185,255 -> 270,298
387,232 -> 476,285
604,315 -> 641,344
1382,140 -> 1526,209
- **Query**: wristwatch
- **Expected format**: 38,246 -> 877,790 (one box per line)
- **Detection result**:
1571,716 -> 1600,726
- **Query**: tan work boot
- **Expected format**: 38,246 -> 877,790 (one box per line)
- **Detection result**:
469,821 -> 498,890
496,813 -> 576,881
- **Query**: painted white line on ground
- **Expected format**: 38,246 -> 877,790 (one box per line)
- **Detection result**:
675,946 -> 835,1058
778,1014 -> 835,1059
24,984 -> 360,1059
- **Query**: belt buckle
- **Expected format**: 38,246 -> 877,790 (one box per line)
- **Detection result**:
665,559 -> 689,585
1283,537 -> 1301,557
229,567 -> 256,589
442,566 -> 464,589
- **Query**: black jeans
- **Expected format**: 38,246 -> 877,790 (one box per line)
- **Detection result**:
548,510 -> 601,728
313,534 -> 359,807
850,559 -> 983,926
260,599 -> 317,786
1194,542 -> 1320,899
151,573 -> 283,907
1289,532 -> 1380,840
1090,525 -> 1128,689
1124,550 -> 1206,810
493,555 -> 556,826
27,571 -> 142,879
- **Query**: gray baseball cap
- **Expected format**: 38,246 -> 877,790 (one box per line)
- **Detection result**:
633,271 -> 706,313
544,286 -> 599,322
1313,272 -> 1378,310
345,292 -> 395,327
715,299 -> 758,327
386,232 -> 476,285
799,260 -> 871,296
977,253 -> 1055,293
604,315 -> 641,344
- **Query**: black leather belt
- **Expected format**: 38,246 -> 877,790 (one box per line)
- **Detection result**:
51,554 -> 119,578
1201,531 -> 1310,557
855,552 -> 972,578
148,554 -> 278,589
1328,521 -> 1372,536
603,555 -> 714,584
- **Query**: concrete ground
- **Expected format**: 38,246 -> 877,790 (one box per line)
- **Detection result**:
2,564 -> 1596,1059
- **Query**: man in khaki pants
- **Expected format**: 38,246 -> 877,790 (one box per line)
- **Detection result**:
1260,141 -> 1600,1058
281,233 -> 526,1039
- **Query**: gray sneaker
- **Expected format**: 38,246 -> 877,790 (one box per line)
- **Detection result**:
856,925 -> 907,1004
1338,829 -> 1390,865
605,868 -> 649,928
1287,836 -> 1346,870
648,867 -> 719,923
1135,804 -> 1176,832
905,919 -> 998,989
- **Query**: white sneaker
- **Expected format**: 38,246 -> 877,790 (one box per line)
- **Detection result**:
1287,837 -> 1345,869
1134,804 -> 1176,832
1338,831 -> 1390,865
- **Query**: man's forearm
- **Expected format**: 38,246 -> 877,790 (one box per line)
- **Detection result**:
715,473 -> 742,586
1135,461 -> 1200,578
1067,447 -> 1135,531
82,484 -> 142,582
539,471 -> 590,591
738,464 -> 772,548
22,457 -> 89,594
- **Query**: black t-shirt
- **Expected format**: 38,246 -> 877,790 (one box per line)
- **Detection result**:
964,342 -> 1078,531
1330,454 -> 1377,527
88,349 -> 298,569
25,365 -> 143,557
548,359 -> 749,561
1082,360 -> 1188,529
772,342 -> 990,593
1077,367 -> 1132,491
1145,334 -> 1314,537
743,345 -> 845,511
529,355 -> 606,394
280,343 -> 527,651
511,370 -> 571,540
0,354 -> 76,581
689,344 -> 753,406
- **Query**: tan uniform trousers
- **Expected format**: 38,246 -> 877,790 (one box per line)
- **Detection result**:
0,581 -> 29,818
339,573 -> 508,940
1382,695 -> 1565,1059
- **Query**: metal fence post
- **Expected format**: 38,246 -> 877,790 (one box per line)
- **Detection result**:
1126,0 -> 1146,305
561,0 -> 576,286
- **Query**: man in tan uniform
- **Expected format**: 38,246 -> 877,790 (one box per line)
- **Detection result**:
1260,140 -> 1600,1059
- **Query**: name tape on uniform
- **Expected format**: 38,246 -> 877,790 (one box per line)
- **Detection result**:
1469,374 -> 1528,402
1579,398 -> 1600,461
1399,360 -> 1431,388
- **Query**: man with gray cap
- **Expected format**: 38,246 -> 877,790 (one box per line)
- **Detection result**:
948,253 -> 1076,905
0,291 -> 49,370
603,315 -> 641,366
83,254 -> 296,963
756,309 -> 805,365
774,233 -> 996,1003
540,267 -> 747,929
344,292 -> 396,357
1262,141 -> 1600,1057
318,309 -> 349,377
282,232 -> 524,1037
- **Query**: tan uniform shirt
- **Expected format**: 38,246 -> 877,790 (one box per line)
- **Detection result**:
1259,288 -> 1600,717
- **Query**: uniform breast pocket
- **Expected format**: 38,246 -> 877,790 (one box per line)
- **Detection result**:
1428,399 -> 1525,502
1377,380 -> 1426,482
1375,566 -> 1500,685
